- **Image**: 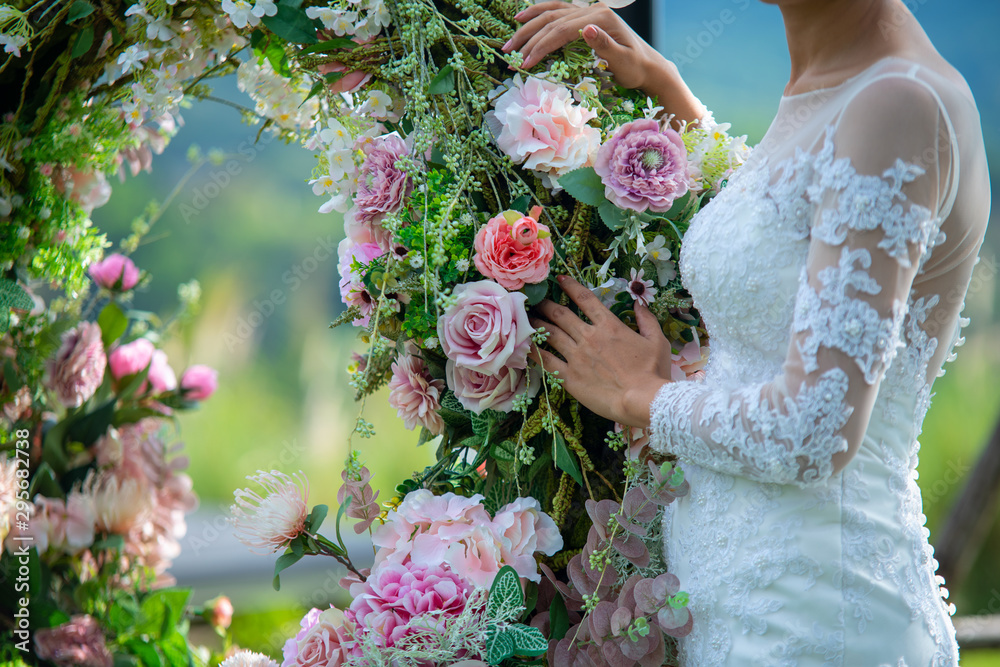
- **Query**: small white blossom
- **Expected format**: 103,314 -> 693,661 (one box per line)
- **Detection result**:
409,253 -> 425,269
455,258 -> 470,273
319,119 -> 353,149
642,235 -> 677,284
309,173 -> 337,196
116,44 -> 149,75
356,89 -> 392,119
325,147 -> 355,180
305,7 -> 355,34
222,0 -> 259,28
251,0 -> 277,19
590,277 -> 627,307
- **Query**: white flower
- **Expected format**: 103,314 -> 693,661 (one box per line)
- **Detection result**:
455,258 -> 470,273
122,99 -> 144,125
643,96 -> 665,120
409,253 -> 424,269
0,33 -> 27,57
219,651 -> 279,667
318,191 -> 352,214
642,235 -> 677,284
356,89 -> 392,119
251,0 -> 277,19
309,173 -> 337,196
572,76 -> 599,102
116,45 -> 149,75
590,276 -> 627,308
305,7 -> 356,34
621,99 -> 635,113
319,119 -> 353,149
326,147 -> 355,180
626,268 -> 656,307
229,470 -> 310,554
221,0 -> 259,28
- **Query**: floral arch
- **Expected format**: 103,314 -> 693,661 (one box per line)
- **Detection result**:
0,0 -> 754,664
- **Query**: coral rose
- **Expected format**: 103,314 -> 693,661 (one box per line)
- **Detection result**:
473,206 -> 554,290
445,361 -> 540,414
595,118 -> 690,213
46,321 -> 106,407
437,281 -> 533,375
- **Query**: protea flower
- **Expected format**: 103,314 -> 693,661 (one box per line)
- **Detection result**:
230,470 -> 310,553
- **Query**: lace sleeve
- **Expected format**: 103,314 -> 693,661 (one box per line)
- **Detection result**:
647,75 -> 955,487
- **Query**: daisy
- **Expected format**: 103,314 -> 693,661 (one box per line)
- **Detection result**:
626,268 -> 656,307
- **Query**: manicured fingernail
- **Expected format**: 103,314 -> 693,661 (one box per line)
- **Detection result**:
501,39 -> 512,52
514,10 -> 525,19
557,275 -> 567,282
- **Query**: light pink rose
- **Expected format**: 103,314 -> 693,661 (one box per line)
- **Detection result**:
148,349 -> 176,393
54,167 -> 112,214
445,361 -> 540,414
46,321 -> 106,407
437,281 -> 533,375
486,75 -> 601,179
282,607 -> 355,667
347,561 -> 471,648
388,352 -> 445,434
34,615 -> 113,667
180,364 -> 217,400
491,497 -> 564,582
473,206 -> 554,290
88,253 -> 140,291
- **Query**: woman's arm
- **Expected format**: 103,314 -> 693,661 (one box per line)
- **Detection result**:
505,1 -> 708,127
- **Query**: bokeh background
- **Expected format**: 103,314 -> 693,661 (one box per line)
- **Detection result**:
91,0 -> 1000,661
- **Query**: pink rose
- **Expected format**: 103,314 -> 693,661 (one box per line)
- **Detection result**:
437,281 -> 533,375
491,497 -> 564,582
594,118 -> 690,213
46,321 -> 106,407
180,365 -> 217,400
388,352 -> 445,434
108,338 -> 154,381
89,253 -> 140,291
445,361 -> 540,414
283,607 -> 355,667
34,615 -> 113,667
473,206 -> 554,290
148,349 -> 176,393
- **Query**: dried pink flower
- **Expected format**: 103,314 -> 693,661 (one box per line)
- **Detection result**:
230,470 -> 310,553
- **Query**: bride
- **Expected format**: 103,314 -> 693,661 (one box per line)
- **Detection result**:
506,0 -> 990,664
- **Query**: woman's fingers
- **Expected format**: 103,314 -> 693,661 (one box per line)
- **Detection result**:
530,346 -> 569,378
535,299 -> 590,342
530,317 -> 576,356
503,6 -> 575,55
556,275 -> 614,325
635,304 -> 666,341
514,0 -> 574,23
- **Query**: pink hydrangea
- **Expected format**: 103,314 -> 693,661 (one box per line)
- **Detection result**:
347,561 -> 471,648
388,351 -> 445,435
34,615 -> 113,667
437,281 -> 533,376
88,253 -> 140,291
486,75 -> 600,180
337,238 -> 384,327
351,133 -> 412,227
445,361 -> 540,414
473,206 -> 555,290
283,607 -> 355,667
594,118 -> 690,213
46,321 -> 106,407
180,364 -> 218,400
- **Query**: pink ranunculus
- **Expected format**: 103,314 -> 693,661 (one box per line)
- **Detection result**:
445,361 -> 540,414
89,253 -> 140,290
485,75 -> 601,180
347,561 -> 471,648
491,497 -> 564,582
388,351 -> 445,435
180,364 -> 217,400
148,349 -> 176,393
352,133 -> 412,228
594,118 -> 690,213
54,167 -> 113,215
437,281 -> 533,376
34,615 -> 113,667
473,206 -> 554,290
46,321 -> 106,408
283,607 -> 355,667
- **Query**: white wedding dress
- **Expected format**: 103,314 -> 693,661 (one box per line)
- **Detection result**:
648,56 -> 991,665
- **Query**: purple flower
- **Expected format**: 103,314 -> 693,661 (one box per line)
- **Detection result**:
352,133 -> 412,227
46,321 -> 106,407
594,119 -> 689,213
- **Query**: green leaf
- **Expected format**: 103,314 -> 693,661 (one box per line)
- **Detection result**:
92,534 -> 126,551
598,200 -> 629,231
334,495 -> 351,553
98,302 -> 129,347
307,504 -> 328,532
510,194 -> 531,213
66,399 -> 116,448
428,64 -> 455,95
28,463 -> 62,499
71,25 -> 94,57
508,623 -> 548,656
486,565 -> 524,623
490,439 -> 517,463
118,362 -> 152,401
522,281 -> 549,306
559,167 -> 606,207
112,406 -> 167,428
135,589 -> 190,639
439,391 -> 472,427
262,5 -> 318,43
123,638 -> 161,667
662,190 -> 691,219
485,626 -> 516,665
299,37 -> 358,55
548,594 -> 570,641
272,551 -> 303,591
0,277 -> 34,334
553,431 -> 583,486
66,0 -> 95,22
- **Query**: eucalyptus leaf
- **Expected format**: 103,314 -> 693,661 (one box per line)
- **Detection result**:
522,281 -> 549,305
558,167 -> 606,207
510,194 -> 531,213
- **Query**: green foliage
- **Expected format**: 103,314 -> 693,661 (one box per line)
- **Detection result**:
484,566 -> 549,664
0,277 -> 34,334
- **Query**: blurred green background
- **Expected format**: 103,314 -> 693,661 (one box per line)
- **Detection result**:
91,0 -> 1000,661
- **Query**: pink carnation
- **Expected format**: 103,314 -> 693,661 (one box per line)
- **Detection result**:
89,253 -> 140,291
351,133 -> 412,227
46,321 -> 106,407
594,118 -> 689,213
347,561 -> 471,648
388,352 -> 445,435
486,75 -> 600,179
282,607 -> 355,667
34,615 -> 113,667
437,281 -> 533,376
180,364 -> 218,400
473,206 -> 554,290
445,361 -> 540,414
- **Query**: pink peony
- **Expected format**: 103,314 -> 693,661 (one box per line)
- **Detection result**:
34,615 -> 113,667
351,133 -> 412,227
54,167 -> 112,214
180,364 -> 218,400
230,470 -> 310,553
338,238 -> 385,327
445,361 -> 540,414
486,75 -> 601,180
491,497 -> 564,581
437,281 -> 533,376
347,561 -> 471,648
282,607 -> 355,667
46,321 -> 106,407
473,206 -> 554,290
88,253 -> 140,290
594,118 -> 690,213
388,351 -> 445,435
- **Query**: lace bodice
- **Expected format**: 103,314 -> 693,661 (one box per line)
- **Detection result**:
649,57 -> 990,665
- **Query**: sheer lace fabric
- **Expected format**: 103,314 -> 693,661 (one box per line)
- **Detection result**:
649,57 -> 990,665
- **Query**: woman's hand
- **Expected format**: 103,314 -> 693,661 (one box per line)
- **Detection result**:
530,275 -> 672,428
503,1 -> 662,89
